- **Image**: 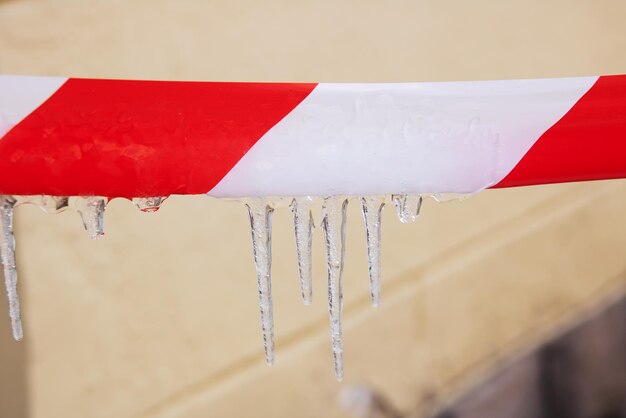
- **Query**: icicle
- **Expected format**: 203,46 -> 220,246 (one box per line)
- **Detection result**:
14,195 -> 69,214
132,196 -> 167,213
0,196 -> 22,340
76,197 -> 107,239
391,194 -> 422,223
360,196 -> 385,307
245,199 -> 275,365
40,196 -> 69,213
322,196 -> 348,381
290,197 -> 314,305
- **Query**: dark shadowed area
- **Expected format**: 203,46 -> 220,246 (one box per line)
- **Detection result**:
433,297 -> 626,418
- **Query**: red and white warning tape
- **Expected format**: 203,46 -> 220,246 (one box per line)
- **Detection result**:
1,74 -> 625,198
1,74 -> 626,380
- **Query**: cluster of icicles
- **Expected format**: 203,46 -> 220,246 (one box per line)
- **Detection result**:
0,193 -> 436,380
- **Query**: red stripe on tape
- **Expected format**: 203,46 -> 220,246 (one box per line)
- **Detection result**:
494,75 -> 626,188
0,78 -> 316,197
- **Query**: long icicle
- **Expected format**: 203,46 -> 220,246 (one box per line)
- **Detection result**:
360,196 -> 385,307
290,197 -> 314,305
0,196 -> 22,340
246,199 -> 275,365
322,196 -> 348,381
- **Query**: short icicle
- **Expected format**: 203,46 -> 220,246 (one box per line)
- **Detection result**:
322,196 -> 348,381
360,196 -> 385,307
40,196 -> 69,213
77,197 -> 107,239
0,196 -> 22,340
391,194 -> 422,223
132,197 -> 167,213
290,197 -> 314,305
246,199 -> 276,365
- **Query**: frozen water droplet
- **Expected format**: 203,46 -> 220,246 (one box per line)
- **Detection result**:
132,196 -> 167,213
0,196 -> 22,340
322,196 -> 348,381
361,196 -> 385,307
76,197 -> 107,239
290,197 -> 314,305
245,199 -> 275,365
391,194 -> 422,223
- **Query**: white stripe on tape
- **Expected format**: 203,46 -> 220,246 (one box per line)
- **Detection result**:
210,77 -> 597,197
0,75 -> 67,137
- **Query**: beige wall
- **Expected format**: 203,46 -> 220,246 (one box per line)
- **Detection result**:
0,1 -> 625,417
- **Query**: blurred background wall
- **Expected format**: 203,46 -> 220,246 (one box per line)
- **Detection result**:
0,1 -> 625,417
